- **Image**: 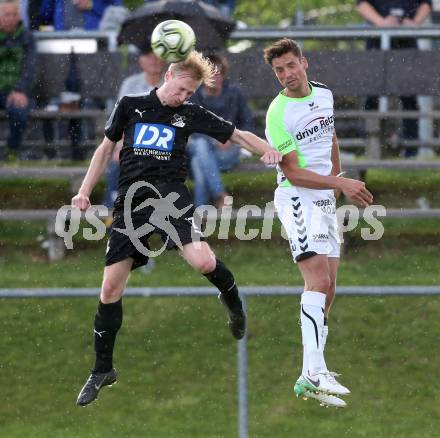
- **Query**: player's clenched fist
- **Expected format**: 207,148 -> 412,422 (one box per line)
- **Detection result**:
339,178 -> 373,208
260,150 -> 283,165
72,193 -> 91,211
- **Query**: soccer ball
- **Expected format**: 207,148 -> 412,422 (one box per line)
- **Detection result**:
151,20 -> 196,63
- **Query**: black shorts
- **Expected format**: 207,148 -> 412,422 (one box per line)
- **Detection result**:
105,181 -> 205,270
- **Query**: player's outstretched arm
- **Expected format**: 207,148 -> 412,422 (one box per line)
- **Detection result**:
281,150 -> 373,207
71,136 -> 116,211
229,128 -> 282,165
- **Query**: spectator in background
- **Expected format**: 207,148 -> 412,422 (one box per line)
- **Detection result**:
357,0 -> 432,157
0,0 -> 36,161
102,44 -> 165,210
188,53 -> 253,208
98,3 -> 129,32
203,0 -> 235,17
18,0 -> 36,28
27,0 -> 45,29
39,0 -> 122,30
142,0 -> 235,17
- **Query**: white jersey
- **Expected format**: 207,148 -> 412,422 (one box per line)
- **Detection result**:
265,81 -> 335,187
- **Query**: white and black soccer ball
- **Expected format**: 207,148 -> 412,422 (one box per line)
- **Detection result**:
151,20 -> 196,63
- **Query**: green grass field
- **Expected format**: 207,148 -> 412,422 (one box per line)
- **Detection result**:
0,216 -> 439,287
1,169 -> 439,436
1,295 -> 439,437
1,219 -> 439,437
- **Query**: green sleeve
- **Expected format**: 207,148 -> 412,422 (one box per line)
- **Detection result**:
266,100 -> 297,155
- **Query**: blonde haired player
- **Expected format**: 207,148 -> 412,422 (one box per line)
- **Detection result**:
73,51 -> 282,406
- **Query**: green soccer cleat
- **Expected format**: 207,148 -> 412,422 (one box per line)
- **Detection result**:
294,373 -> 350,397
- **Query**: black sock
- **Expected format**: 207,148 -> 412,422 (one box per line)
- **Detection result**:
93,299 -> 123,373
324,317 -> 328,326
204,259 -> 242,311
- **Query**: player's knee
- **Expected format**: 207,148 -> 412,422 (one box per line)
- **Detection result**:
328,282 -> 336,295
308,276 -> 331,293
101,279 -> 124,302
192,256 -> 216,274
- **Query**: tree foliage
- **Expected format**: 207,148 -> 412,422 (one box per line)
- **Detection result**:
122,1 -> 361,26
234,0 -> 361,26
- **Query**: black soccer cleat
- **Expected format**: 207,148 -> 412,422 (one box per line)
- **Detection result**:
76,368 -> 118,406
218,293 -> 246,340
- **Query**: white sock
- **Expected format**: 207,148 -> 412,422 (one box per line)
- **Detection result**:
322,324 -> 329,350
301,329 -> 329,376
302,325 -> 330,375
301,291 -> 327,376
301,345 -> 308,376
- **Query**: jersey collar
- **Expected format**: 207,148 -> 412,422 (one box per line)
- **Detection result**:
280,81 -> 315,102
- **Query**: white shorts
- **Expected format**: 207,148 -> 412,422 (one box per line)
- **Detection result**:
274,186 -> 341,262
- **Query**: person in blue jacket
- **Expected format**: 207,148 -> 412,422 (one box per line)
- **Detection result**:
40,0 -> 122,30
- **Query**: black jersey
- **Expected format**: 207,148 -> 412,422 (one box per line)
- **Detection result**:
104,88 -> 235,196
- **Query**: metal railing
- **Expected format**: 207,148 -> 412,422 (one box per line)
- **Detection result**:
34,30 -> 118,52
230,25 -> 440,45
33,26 -> 440,53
